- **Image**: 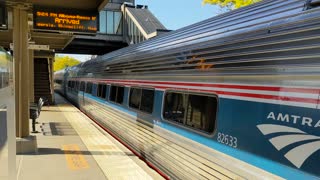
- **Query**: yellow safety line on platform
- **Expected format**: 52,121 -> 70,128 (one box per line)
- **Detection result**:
58,104 -> 153,180
62,144 -> 89,170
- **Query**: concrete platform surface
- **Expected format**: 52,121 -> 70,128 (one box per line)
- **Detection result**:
16,94 -> 163,180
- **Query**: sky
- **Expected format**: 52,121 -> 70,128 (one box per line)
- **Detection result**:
136,0 -> 219,30
57,1 -> 219,62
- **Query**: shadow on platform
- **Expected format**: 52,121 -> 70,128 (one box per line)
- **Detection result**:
18,147 -> 136,157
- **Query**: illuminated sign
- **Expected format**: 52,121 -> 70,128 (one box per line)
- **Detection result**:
33,7 -> 98,33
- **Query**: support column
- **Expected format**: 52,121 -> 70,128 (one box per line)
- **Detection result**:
49,58 -> 54,104
13,6 -> 29,138
29,50 -> 34,103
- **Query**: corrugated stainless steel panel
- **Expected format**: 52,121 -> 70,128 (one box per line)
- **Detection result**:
71,0 -> 320,79
96,0 -> 303,61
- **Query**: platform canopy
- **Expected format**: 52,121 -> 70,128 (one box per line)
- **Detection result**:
3,0 -> 109,11
0,0 -> 129,54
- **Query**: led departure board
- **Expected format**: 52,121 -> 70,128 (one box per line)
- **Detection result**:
33,7 -> 98,33
0,5 -> 7,30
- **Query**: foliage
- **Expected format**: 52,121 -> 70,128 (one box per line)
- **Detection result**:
54,55 -> 81,72
203,0 -> 261,10
0,53 -> 6,67
0,50 -> 11,68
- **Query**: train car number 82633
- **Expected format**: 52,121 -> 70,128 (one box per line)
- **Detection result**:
217,132 -> 238,148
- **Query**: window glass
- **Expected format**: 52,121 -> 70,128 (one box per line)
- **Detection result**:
99,11 -> 107,33
116,86 -> 124,104
101,85 -> 107,99
114,12 -> 122,35
109,85 -> 124,104
129,88 -> 155,114
75,81 -> 78,91
100,11 -> 123,35
97,84 -> 101,97
163,93 -> 186,124
54,79 -> 62,85
107,11 -> 114,34
140,89 -> 154,113
80,82 -> 85,91
71,81 -> 75,89
86,82 -> 92,94
163,92 -> 217,134
109,85 -> 117,102
0,6 -> 7,30
129,88 -> 141,109
97,84 -> 107,99
73,81 -> 78,92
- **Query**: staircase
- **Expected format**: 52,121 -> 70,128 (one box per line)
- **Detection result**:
34,58 -> 53,104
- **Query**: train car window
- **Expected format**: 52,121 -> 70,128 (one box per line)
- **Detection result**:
129,87 -> 154,114
163,92 -> 217,134
97,84 -> 100,97
97,84 -> 107,99
71,81 -> 74,91
140,89 -> 154,113
75,81 -> 79,92
55,80 -> 62,85
116,86 -> 124,103
163,93 -> 186,124
85,82 -> 93,94
109,85 -> 124,104
129,88 -> 141,109
110,86 -> 117,102
80,81 -> 85,92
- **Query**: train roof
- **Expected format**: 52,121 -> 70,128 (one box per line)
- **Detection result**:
76,0 -> 320,76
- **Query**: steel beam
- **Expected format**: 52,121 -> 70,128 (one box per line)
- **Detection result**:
29,50 -> 34,103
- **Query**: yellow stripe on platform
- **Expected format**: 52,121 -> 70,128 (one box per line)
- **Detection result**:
58,103 -> 153,180
62,144 -> 89,170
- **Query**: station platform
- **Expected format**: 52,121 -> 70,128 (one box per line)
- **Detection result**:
16,94 -> 163,180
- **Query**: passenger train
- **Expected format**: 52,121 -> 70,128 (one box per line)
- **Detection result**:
0,47 -> 12,152
55,0 -> 320,179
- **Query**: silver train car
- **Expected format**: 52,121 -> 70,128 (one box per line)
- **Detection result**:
0,47 -> 12,153
55,0 -> 320,179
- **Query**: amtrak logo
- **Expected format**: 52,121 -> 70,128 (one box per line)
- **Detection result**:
257,124 -> 320,168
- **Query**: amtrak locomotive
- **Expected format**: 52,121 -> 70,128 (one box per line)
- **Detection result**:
55,0 -> 320,179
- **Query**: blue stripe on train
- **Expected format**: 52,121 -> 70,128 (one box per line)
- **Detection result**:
81,92 -> 319,180
160,122 -> 318,179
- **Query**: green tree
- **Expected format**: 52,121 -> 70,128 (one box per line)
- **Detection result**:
54,55 -> 81,72
0,53 -> 6,67
203,0 -> 261,10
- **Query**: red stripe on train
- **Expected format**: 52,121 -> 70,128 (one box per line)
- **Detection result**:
72,78 -> 320,105
94,79 -> 320,94
152,86 -> 318,104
